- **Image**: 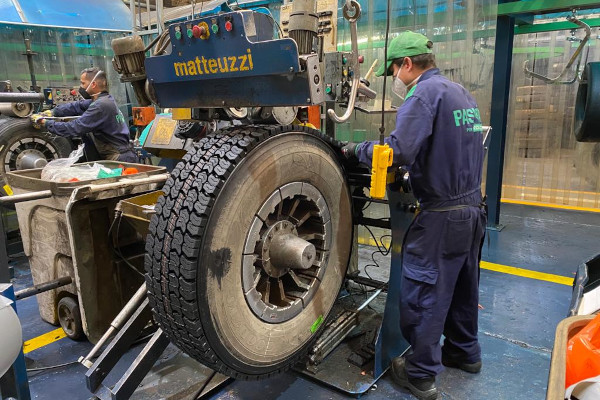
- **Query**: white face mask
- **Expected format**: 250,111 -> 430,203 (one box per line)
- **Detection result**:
392,67 -> 421,100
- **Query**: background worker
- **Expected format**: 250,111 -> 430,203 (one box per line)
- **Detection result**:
341,31 -> 487,400
31,67 -> 137,162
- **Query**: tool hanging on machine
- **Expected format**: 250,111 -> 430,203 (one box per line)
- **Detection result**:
523,10 -> 591,85
326,0 -> 362,123
370,0 -> 393,200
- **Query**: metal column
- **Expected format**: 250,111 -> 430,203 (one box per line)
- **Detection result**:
485,2 -> 515,230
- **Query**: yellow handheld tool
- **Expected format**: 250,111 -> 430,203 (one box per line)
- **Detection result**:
370,143 -> 393,199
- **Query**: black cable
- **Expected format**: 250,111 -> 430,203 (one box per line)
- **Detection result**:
27,360 -> 78,373
361,225 -> 391,289
379,0 -> 392,145
193,370 -> 218,399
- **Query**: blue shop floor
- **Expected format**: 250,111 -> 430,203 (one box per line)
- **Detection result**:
11,203 -> 599,400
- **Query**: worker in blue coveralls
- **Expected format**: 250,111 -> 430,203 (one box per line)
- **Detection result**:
341,31 -> 487,400
31,67 -> 137,162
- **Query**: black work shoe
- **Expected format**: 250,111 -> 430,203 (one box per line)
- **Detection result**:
390,357 -> 441,400
441,352 -> 482,374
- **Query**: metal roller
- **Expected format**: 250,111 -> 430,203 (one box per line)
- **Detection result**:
0,92 -> 44,103
0,102 -> 33,118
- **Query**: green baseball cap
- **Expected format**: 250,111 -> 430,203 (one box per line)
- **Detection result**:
375,31 -> 433,77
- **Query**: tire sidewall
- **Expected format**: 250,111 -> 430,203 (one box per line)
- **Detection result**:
198,132 -> 352,374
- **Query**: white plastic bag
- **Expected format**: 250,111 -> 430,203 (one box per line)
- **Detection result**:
41,144 -> 102,182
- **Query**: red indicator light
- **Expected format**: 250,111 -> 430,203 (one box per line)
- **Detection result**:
225,20 -> 233,32
70,89 -> 77,95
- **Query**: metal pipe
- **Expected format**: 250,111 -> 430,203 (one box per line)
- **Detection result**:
523,16 -> 591,84
144,34 -> 161,53
356,288 -> 383,311
0,190 -> 52,205
79,283 -> 147,368
14,276 -> 72,300
23,39 -> 38,91
0,92 -> 44,103
358,82 -> 377,99
347,275 -> 387,290
327,0 -> 361,123
356,216 -> 391,229
122,0 -> 156,11
78,173 -> 169,195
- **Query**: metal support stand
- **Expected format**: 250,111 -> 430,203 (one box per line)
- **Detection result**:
0,206 -> 31,400
372,189 -> 412,376
295,187 -> 414,397
485,2 -> 515,229
83,286 -> 230,400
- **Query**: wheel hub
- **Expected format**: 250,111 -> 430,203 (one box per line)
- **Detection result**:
243,182 -> 332,323
16,149 -> 48,169
5,137 -> 58,172
258,219 -> 313,278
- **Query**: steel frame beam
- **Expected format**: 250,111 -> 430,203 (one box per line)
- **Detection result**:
486,1 -> 515,229
515,17 -> 600,34
498,0 -> 600,16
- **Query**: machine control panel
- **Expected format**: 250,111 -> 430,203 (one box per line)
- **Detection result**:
170,11 -> 273,47
323,52 -> 353,103
44,87 -> 79,106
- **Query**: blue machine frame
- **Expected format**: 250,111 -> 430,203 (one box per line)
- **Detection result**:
145,10 -> 322,108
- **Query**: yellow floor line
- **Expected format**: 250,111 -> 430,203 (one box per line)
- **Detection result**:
20,250 -> 571,355
23,328 -> 67,354
501,198 -> 600,213
358,238 -> 573,286
480,261 -> 573,286
502,184 -> 600,197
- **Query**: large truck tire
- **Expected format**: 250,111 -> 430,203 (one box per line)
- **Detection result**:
574,62 -> 600,142
0,118 -> 72,186
145,125 -> 353,379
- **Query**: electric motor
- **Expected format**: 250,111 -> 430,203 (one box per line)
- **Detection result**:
288,0 -> 318,55
111,35 -> 151,106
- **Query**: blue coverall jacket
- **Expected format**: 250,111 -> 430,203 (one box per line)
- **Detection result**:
357,68 -> 487,378
45,92 -> 136,162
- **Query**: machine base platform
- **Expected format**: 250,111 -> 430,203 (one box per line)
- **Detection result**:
295,308 -> 387,398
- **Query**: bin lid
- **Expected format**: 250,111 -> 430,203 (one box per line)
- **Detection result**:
6,161 -> 167,195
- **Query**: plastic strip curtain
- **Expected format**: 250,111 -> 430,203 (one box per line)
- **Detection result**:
0,24 -> 129,106
503,27 -> 600,209
335,0 -> 498,241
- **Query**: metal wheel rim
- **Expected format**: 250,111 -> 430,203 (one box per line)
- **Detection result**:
242,182 -> 332,323
58,303 -> 76,336
4,137 -> 59,172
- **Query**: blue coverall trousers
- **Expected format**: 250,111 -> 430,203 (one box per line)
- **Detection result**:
400,205 -> 487,379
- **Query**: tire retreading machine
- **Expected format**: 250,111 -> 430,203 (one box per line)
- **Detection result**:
81,1 -> 416,398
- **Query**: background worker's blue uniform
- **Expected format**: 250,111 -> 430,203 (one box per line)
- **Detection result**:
45,92 -> 137,162
356,68 -> 487,379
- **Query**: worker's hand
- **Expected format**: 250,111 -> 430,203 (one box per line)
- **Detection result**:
340,142 -> 359,161
41,109 -> 53,117
30,113 -> 45,129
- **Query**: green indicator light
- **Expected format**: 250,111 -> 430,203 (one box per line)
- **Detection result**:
175,30 -> 182,40
187,28 -> 193,38
325,86 -> 332,94
342,56 -> 347,65
212,24 -> 219,34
